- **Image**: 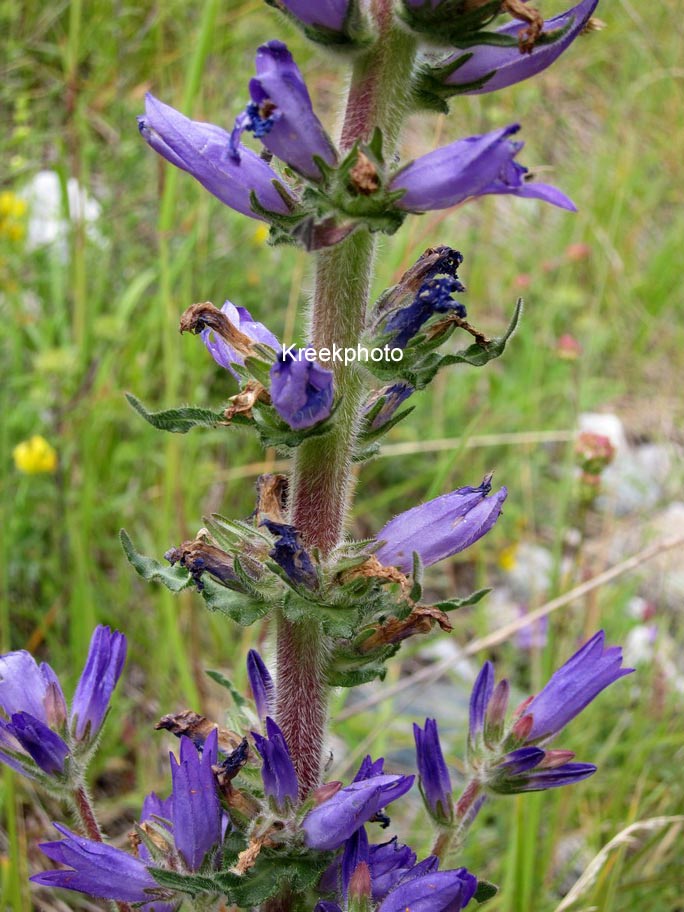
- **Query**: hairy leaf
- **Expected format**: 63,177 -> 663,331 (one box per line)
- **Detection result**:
125,393 -> 226,433
120,529 -> 192,592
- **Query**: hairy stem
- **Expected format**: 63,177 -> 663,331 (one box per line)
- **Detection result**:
73,785 -> 103,841
432,779 -> 485,861
72,786 -> 133,912
275,7 -> 417,800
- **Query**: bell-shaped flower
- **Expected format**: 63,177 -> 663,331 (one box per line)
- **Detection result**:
468,660 -> 495,748
70,626 -> 127,741
230,41 -> 337,180
378,866 -> 478,912
199,300 -> 280,379
252,717 -> 299,811
303,765 -> 414,851
138,94 -> 295,220
0,650 -> 66,728
169,729 -> 222,870
413,718 -> 453,824
467,632 -> 632,794
31,824 -> 160,903
442,0 -> 600,96
276,0 -> 352,33
269,348 -> 334,430
375,475 -> 507,573
0,713 -> 69,777
319,831 -> 419,903
390,124 -> 575,213
490,747 -> 597,793
522,630 -> 634,743
0,626 -> 126,780
247,650 -> 276,721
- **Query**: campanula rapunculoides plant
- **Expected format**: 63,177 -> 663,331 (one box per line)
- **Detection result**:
3,1 -> 634,910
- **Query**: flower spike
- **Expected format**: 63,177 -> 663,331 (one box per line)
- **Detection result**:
231,41 -> 337,180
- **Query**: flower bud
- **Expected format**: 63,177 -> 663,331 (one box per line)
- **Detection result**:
413,719 -> 453,824
375,476 -> 507,574
246,650 -> 275,721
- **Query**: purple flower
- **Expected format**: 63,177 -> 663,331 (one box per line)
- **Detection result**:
523,631 -> 634,743
252,717 -> 299,811
303,769 -> 414,851
138,791 -> 173,863
0,650 -> 66,728
467,634 -> 631,794
169,729 -> 222,870
315,903 -> 343,912
490,747 -> 597,793
275,0 -> 351,33
262,520 -> 319,589
469,660 -> 494,745
401,855 -> 440,880
390,124 -> 576,213
365,383 -> 415,432
375,476 -> 507,573
231,41 -> 336,180
378,867 -> 478,912
341,827 -> 369,899
354,754 -> 386,781
247,649 -> 275,721
201,300 -> 280,379
443,0 -> 600,95
138,94 -> 294,220
496,746 -> 546,776
31,824 -> 159,903
269,348 -> 334,430
502,761 -> 597,793
71,626 -> 127,741
2,713 -> 69,777
136,793 -> 176,912
383,275 -> 466,348
0,626 -> 125,779
320,832 -> 419,902
368,838 -> 418,900
414,719 -> 453,823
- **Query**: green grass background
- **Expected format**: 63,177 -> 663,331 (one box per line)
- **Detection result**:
1,0 -> 683,909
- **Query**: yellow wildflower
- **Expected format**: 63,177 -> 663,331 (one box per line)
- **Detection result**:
0,191 -> 27,244
251,223 -> 270,246
13,435 -> 58,475
498,543 -> 518,573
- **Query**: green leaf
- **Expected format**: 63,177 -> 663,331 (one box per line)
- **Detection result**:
125,393 -> 226,434
434,587 -> 491,612
327,645 -> 397,687
216,852 -> 331,906
120,529 -> 192,592
447,297 -> 523,368
200,577 -> 270,626
282,591 -> 359,638
409,298 -> 524,389
251,400 -> 340,450
149,868 -> 219,897
473,879 -> 499,903
205,670 -> 248,708
409,550 -> 424,602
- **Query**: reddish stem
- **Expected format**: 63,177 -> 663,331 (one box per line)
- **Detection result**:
72,786 -> 133,912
